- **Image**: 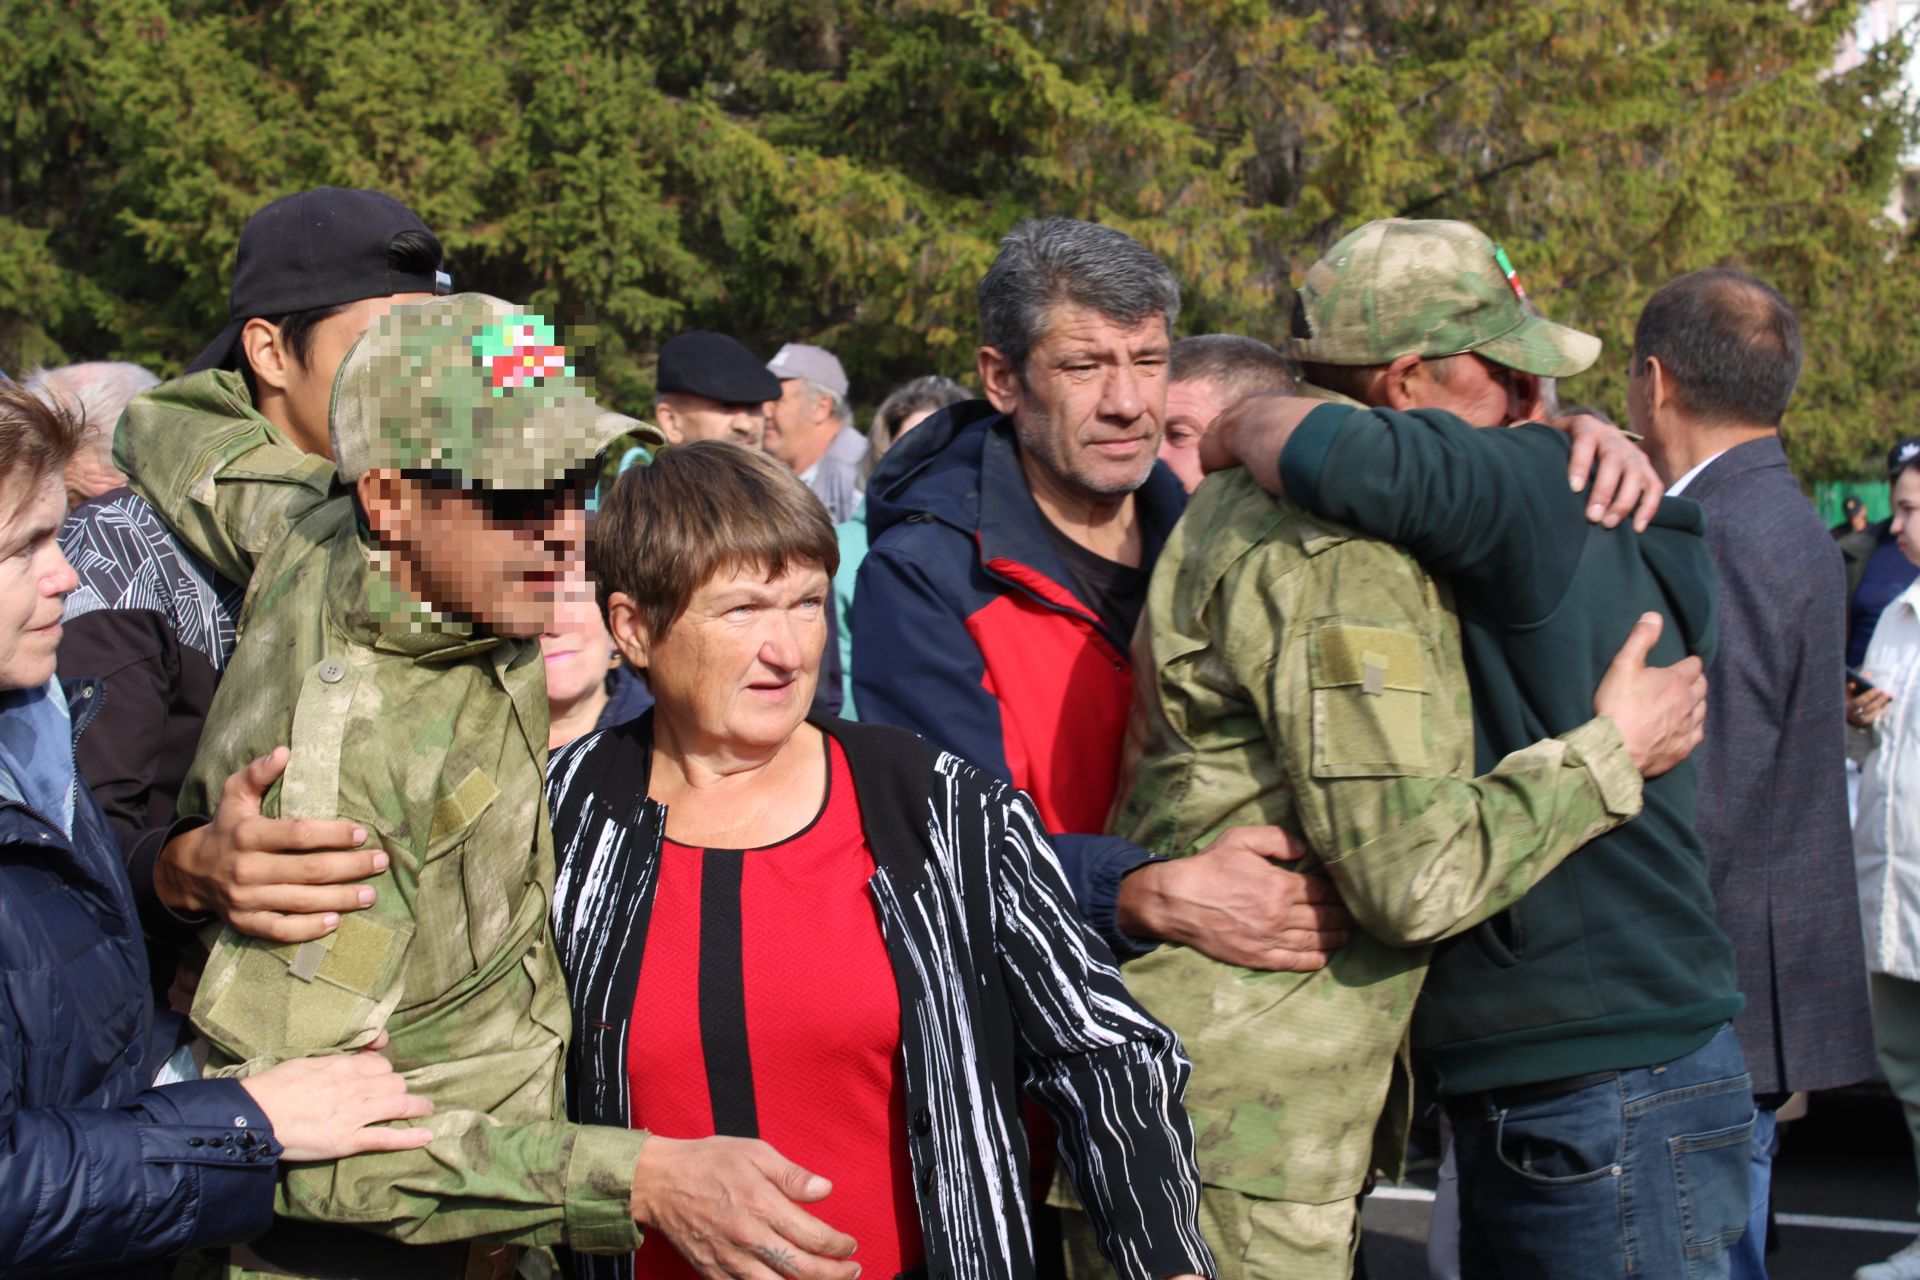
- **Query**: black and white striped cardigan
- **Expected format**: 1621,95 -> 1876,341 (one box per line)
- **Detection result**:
546,714 -> 1213,1280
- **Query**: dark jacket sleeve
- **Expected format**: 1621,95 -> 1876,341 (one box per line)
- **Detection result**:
0,1069 -> 279,1276
1280,404 -> 1592,626
852,534 -> 1155,949
987,785 -> 1213,1280
56,608 -> 211,945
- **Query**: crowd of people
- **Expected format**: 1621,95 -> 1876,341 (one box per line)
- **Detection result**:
4,183 -> 1919,1280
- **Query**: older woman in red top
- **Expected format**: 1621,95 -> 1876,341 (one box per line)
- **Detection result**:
546,441 -> 1213,1280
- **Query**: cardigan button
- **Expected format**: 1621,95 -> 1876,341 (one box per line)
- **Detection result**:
912,1108 -> 932,1135
918,1168 -> 935,1194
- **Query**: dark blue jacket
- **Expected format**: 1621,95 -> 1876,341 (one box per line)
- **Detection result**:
852,402 -> 1186,951
1,680 -> 277,1277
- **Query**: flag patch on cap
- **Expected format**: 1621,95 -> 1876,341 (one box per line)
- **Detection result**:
474,318 -> 573,395
1492,245 -> 1526,300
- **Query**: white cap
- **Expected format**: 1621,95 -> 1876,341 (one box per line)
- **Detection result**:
766,343 -> 849,398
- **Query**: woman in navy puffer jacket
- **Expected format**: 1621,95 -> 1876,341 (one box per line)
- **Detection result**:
0,383 -> 433,1277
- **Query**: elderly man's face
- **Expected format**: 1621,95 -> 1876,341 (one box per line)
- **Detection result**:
0,473 -> 79,692
982,302 -> 1169,502
625,560 -> 827,753
657,393 -> 767,448
1161,377 -> 1233,494
764,380 -> 833,469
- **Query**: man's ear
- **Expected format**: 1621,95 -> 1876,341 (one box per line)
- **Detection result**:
240,318 -> 293,395
1380,353 -> 1426,411
1642,355 -> 1677,418
605,591 -> 652,669
978,346 -> 1024,416
654,399 -> 684,444
357,470 -> 411,544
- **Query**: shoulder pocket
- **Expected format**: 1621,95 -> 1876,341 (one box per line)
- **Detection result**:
1308,622 -> 1429,777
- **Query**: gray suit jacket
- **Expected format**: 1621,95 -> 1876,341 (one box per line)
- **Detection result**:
1687,436 -> 1876,1094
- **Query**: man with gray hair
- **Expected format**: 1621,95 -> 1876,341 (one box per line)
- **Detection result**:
1161,335 -> 1293,492
765,342 -> 865,521
855,217 -> 1349,978
23,362 -> 160,508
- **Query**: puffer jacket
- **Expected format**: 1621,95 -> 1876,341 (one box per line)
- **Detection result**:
0,679 -> 278,1278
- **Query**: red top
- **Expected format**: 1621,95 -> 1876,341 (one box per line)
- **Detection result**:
626,735 -> 923,1278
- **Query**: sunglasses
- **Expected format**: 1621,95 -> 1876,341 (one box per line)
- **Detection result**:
403,468 -> 597,526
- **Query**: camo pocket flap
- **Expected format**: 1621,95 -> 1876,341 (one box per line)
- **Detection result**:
1309,623 -> 1428,777
193,910 -> 415,1064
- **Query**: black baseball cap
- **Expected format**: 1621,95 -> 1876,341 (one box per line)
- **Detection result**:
187,187 -> 450,375
655,331 -> 782,404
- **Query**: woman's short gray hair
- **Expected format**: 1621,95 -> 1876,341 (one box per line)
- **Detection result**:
977,219 -> 1180,379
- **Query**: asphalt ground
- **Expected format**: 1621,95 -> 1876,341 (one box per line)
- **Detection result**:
1358,1090 -> 1917,1280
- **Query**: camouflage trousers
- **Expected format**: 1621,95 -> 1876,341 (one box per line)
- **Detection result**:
1059,1188 -> 1360,1280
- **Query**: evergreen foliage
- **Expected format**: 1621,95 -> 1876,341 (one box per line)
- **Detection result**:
3,0 -> 1915,476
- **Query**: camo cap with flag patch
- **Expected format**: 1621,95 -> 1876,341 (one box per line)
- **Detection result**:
1290,218 -> 1601,378
329,293 -> 651,491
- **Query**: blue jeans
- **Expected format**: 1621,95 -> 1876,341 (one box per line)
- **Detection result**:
1445,1024 -> 1756,1280
1728,1095 -> 1784,1280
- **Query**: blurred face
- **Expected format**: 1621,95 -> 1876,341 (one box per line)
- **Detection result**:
1892,470 -> 1920,567
1160,377 -> 1233,494
541,581 -> 618,711
360,470 -> 589,639
763,380 -> 832,468
0,473 -> 79,691
617,560 -> 827,754
657,392 -> 766,447
981,303 -> 1169,502
248,293 -> 434,458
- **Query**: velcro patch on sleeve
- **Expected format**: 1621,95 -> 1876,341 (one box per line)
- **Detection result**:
1312,625 -> 1424,692
1308,623 -> 1429,776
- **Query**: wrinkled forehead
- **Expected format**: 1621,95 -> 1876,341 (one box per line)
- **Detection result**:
1033,300 -> 1171,356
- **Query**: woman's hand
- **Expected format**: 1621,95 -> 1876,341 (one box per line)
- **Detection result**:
629,1135 -> 859,1280
1849,683 -> 1893,729
237,1033 -> 435,1162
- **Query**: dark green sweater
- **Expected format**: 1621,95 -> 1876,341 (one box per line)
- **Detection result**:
1282,403 -> 1743,1096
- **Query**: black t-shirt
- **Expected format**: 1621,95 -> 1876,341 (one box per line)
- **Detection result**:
1040,517 -> 1150,649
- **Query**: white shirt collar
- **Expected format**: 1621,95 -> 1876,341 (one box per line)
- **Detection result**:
1666,449 -> 1730,497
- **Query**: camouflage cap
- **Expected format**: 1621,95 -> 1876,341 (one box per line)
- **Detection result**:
330,293 -> 643,491
1291,219 -> 1601,378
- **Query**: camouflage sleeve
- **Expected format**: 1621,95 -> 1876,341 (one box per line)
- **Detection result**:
1231,540 -> 1643,947
270,1115 -> 645,1251
116,380 -> 338,584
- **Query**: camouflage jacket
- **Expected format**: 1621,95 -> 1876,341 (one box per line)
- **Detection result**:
1110,463 -> 1644,1205
120,384 -> 646,1255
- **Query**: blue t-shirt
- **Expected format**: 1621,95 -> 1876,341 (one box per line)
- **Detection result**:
1848,532 -> 1919,670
